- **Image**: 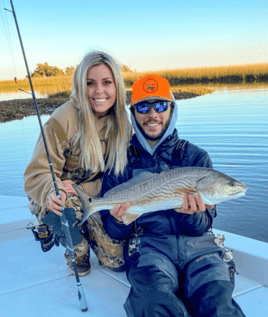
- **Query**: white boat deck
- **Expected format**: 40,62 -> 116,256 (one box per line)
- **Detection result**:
1,196 -> 268,316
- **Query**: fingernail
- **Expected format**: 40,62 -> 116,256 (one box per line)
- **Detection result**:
58,212 -> 63,216
61,207 -> 65,212
61,204 -> 65,207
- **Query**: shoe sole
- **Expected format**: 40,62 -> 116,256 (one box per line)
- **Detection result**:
69,268 -> 90,277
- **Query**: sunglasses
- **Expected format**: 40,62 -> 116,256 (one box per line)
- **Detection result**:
135,101 -> 170,114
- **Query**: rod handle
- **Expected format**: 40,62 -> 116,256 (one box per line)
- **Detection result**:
77,283 -> 88,312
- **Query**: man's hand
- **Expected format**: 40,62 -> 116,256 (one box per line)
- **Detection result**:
47,190 -> 67,215
110,202 -> 131,222
175,193 -> 214,214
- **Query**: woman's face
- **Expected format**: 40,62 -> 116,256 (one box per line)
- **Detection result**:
86,63 -> 116,118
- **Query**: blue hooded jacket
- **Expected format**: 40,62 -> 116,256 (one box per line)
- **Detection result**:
101,100 -> 216,241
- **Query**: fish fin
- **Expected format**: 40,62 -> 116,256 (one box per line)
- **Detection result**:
174,187 -> 199,207
174,187 -> 196,196
104,171 -> 154,197
174,187 -> 204,210
122,211 -> 140,225
72,184 -> 93,224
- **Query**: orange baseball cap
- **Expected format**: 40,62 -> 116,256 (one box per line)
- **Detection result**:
131,74 -> 173,106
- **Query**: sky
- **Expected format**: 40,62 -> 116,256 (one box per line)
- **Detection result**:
0,0 -> 267,81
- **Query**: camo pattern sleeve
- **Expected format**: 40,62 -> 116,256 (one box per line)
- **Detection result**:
24,101 -> 79,208
24,122 -> 68,208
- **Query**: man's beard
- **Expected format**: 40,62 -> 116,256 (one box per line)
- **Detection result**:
136,120 -> 170,141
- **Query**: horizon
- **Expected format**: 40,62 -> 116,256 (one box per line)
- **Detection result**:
0,0 -> 267,81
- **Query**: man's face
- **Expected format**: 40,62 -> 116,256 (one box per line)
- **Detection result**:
134,100 -> 172,141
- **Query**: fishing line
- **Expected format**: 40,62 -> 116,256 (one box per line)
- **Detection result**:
1,0 -> 18,77
1,0 -> 31,94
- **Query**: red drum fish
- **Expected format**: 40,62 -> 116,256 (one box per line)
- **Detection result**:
73,167 -> 247,226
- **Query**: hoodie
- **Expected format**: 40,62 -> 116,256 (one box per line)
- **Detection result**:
130,96 -> 179,156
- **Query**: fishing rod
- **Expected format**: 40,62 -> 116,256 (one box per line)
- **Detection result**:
5,0 -> 88,312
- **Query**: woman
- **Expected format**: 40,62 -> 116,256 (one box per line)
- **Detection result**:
24,51 -> 132,276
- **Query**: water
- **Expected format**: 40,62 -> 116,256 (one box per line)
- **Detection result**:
176,90 -> 268,243
0,90 -> 267,243
0,91 -> 47,101
0,115 -> 50,197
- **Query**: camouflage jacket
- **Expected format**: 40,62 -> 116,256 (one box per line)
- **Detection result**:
24,101 -> 108,212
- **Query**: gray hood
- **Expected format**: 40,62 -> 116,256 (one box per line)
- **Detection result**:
131,94 -> 178,156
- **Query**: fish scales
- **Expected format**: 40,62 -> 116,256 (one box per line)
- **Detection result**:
73,166 -> 247,226
102,173 -> 173,201
103,167 -> 198,201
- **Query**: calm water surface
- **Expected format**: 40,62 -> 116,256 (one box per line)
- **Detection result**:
0,90 -> 267,243
0,91 -> 46,101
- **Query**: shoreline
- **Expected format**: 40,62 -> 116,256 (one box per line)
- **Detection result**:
0,90 -> 201,123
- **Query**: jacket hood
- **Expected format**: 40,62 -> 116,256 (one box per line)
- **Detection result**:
131,95 -> 179,156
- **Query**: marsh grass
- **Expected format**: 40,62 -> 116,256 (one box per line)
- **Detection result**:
123,63 -> 268,86
0,76 -> 73,95
170,85 -> 214,95
1,63 -> 267,95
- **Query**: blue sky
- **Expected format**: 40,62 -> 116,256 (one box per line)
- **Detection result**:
0,0 -> 267,80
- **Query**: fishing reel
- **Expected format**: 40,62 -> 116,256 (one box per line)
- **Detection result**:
26,223 -> 60,252
27,209 -> 83,252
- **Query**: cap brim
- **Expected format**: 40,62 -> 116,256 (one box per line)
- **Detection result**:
131,96 -> 173,107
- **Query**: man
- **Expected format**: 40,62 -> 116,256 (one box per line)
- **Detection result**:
101,75 -> 245,317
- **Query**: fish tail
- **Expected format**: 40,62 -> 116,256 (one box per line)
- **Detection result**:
72,184 -> 93,224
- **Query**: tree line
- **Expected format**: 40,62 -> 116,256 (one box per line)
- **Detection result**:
31,63 -> 76,77
31,63 -> 132,77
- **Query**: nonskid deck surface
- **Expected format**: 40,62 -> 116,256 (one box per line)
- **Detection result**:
0,196 -> 267,317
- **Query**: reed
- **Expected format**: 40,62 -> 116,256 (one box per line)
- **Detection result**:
170,86 -> 214,95
1,63 -> 267,94
123,63 -> 268,86
0,76 -> 73,94
0,75 -> 213,96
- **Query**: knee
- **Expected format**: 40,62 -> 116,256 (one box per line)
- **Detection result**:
182,254 -> 245,316
188,281 -> 245,317
125,289 -> 190,317
183,253 -> 232,300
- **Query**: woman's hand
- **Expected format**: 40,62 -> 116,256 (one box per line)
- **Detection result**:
47,190 -> 67,215
61,180 -> 79,196
110,202 -> 131,222
175,193 -> 214,214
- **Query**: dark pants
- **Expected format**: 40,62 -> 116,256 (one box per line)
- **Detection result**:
123,249 -> 245,317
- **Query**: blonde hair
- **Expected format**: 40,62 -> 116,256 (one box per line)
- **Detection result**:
70,51 -> 132,176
